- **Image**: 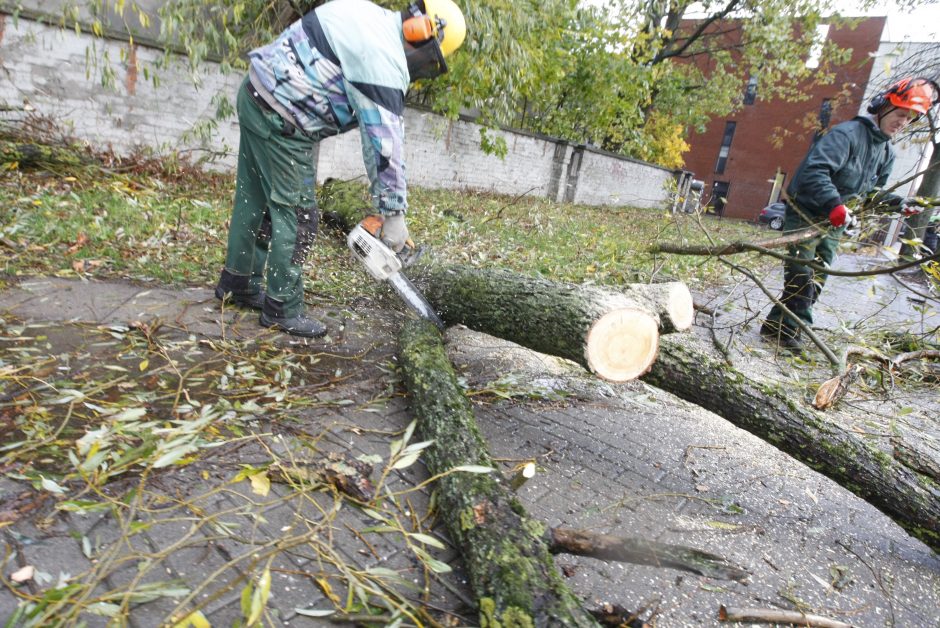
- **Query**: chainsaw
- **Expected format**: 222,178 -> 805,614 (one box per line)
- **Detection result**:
347,215 -> 444,329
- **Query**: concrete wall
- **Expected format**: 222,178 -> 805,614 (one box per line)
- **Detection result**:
0,13 -> 674,209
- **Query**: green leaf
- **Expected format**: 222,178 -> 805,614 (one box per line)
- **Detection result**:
409,533 -> 445,549
450,465 -> 494,474
391,451 -> 422,470
294,608 -> 336,617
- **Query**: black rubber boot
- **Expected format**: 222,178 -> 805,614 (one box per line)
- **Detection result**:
259,296 -> 327,338
215,269 -> 265,310
759,320 -> 804,352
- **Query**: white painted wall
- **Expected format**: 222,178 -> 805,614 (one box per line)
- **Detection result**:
0,14 -> 675,208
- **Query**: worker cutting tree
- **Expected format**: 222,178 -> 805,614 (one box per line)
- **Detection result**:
213,0 -> 466,337
760,77 -> 940,351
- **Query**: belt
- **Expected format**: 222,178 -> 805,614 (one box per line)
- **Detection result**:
245,81 -> 276,114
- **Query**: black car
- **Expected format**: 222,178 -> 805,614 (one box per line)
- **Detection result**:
758,202 -> 785,230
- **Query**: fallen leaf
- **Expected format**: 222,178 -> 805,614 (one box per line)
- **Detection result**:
66,233 -> 89,254
10,565 -> 34,583
249,471 -> 270,497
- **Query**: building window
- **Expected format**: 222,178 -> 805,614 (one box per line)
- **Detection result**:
805,24 -> 830,69
743,75 -> 758,105
714,121 -> 736,174
818,98 -> 832,131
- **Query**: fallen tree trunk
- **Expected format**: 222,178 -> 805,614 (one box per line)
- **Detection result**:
398,319 -> 600,626
643,336 -> 939,552
420,265 -> 683,381
398,320 -> 745,625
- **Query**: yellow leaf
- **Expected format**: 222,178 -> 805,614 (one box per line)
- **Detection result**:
32,199 -> 42,206
201,470 -> 210,480
249,471 -> 270,496
139,359 -> 149,372
315,576 -> 341,604
704,520 -> 740,531
172,610 -> 210,628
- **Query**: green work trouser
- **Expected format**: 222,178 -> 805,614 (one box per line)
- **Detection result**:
765,224 -> 844,337
223,77 -> 319,318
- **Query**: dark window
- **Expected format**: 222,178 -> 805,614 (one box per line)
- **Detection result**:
714,121 -> 736,174
818,98 -> 832,131
710,181 -> 731,216
743,75 -> 758,105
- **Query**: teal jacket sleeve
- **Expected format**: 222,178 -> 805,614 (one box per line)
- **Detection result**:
346,82 -> 408,214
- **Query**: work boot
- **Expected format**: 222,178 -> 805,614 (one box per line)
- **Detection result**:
259,296 -> 327,338
215,269 -> 265,310
759,320 -> 803,352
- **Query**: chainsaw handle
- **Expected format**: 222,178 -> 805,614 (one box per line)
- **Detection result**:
360,214 -> 417,252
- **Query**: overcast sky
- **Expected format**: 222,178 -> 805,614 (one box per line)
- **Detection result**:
834,1 -> 939,42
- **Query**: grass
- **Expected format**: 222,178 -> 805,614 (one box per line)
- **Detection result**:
0,166 -> 772,303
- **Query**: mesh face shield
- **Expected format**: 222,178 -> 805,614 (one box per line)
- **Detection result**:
405,38 -> 448,81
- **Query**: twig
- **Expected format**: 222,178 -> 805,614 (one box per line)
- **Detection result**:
480,185 -> 541,223
718,605 -> 854,627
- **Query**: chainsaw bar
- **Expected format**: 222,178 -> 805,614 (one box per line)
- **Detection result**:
388,272 -> 444,329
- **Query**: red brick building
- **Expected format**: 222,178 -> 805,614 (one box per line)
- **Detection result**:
682,17 -> 886,221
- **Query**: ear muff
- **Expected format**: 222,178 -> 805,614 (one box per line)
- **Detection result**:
403,15 -> 434,43
869,77 -> 940,115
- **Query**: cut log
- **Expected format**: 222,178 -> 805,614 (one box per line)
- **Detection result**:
398,319 -> 600,626
643,336 -> 940,552
420,265 -> 666,382
618,281 -> 694,333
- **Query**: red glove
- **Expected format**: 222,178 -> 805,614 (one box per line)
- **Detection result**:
902,198 -> 924,216
829,204 -> 849,227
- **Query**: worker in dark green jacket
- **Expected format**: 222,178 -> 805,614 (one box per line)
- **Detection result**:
761,77 -> 939,350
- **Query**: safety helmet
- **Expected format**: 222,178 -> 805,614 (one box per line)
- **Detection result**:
867,77 -> 940,116
402,0 -> 466,81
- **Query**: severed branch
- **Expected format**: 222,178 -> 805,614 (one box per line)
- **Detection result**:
653,235 -> 940,278
547,527 -> 750,582
651,228 -> 819,256
718,605 -> 854,628
814,348 -> 940,410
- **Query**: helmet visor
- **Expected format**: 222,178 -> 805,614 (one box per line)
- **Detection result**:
405,38 -> 448,81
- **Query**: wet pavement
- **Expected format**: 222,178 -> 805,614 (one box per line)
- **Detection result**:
0,255 -> 938,627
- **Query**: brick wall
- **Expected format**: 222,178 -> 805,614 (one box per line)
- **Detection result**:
0,14 -> 674,209
682,18 -> 887,221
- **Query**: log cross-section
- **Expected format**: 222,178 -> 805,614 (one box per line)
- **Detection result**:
421,265 -> 672,382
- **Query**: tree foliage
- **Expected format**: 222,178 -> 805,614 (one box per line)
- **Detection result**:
75,0 -> 857,167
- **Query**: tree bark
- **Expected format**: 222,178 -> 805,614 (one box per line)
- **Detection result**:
398,319 -> 600,627
643,336 -> 939,552
420,265 -> 677,382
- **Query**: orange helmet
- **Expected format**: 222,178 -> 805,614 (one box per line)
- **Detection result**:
868,77 -> 940,115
